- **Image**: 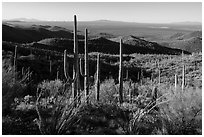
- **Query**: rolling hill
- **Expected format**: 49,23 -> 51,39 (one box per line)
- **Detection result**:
2,24 -> 84,43
159,31 -> 202,53
34,36 -> 187,55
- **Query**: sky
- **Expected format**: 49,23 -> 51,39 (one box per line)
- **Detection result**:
2,2 -> 202,23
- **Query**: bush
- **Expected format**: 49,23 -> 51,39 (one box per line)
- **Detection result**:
159,86 -> 202,134
35,79 -> 83,134
89,78 -> 118,104
2,60 -> 29,115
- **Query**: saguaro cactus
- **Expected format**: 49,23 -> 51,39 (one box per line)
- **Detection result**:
56,67 -> 59,80
118,39 -> 123,104
21,67 -> 25,76
80,28 -> 89,101
140,69 -> 143,85
181,50 -> 185,91
14,45 -> 17,81
49,60 -> 52,74
95,53 -> 100,101
73,15 -> 80,98
137,71 -> 140,81
157,61 -> 161,85
63,15 -> 80,100
182,64 -> 185,91
175,73 -> 178,91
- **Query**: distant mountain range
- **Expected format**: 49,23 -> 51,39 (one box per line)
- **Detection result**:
2,20 -> 201,54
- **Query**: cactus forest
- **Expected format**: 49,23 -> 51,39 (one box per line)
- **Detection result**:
2,4 -> 202,135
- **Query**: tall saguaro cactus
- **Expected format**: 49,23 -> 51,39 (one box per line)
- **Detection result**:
73,15 -> 80,98
95,53 -> 100,101
80,28 -> 90,101
118,39 -> 123,104
175,73 -> 178,91
63,15 -> 80,100
181,50 -> 185,91
14,45 -> 17,81
157,61 -> 161,85
182,64 -> 185,91
49,60 -> 52,74
140,69 -> 143,85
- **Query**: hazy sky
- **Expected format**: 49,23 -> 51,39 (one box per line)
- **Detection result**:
2,2 -> 202,23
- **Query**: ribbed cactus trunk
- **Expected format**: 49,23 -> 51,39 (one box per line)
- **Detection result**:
140,69 -> 143,85
73,15 -> 80,99
14,45 -> 17,81
49,60 -> 52,75
182,64 -> 185,91
151,86 -> 158,110
175,73 -> 178,91
137,71 -> 140,81
125,68 -> 129,80
118,39 -> 123,104
158,61 -> 161,85
56,66 -> 59,80
95,53 -> 100,101
181,50 -> 185,91
21,67 -> 24,76
64,50 -> 69,79
80,28 -> 90,101
84,28 -> 89,100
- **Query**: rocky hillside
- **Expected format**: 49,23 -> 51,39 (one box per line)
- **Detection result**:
160,31 -> 202,53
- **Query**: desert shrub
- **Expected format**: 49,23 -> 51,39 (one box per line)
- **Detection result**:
89,78 -> 118,104
2,60 -> 30,115
35,79 -> 84,134
159,86 -> 202,135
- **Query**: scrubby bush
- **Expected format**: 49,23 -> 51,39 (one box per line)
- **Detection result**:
35,79 -> 84,134
158,86 -> 202,134
89,78 -> 118,104
2,60 -> 30,115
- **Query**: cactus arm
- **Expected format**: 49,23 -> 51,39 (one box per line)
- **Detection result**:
64,50 -> 69,80
124,68 -> 129,80
64,50 -> 78,83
